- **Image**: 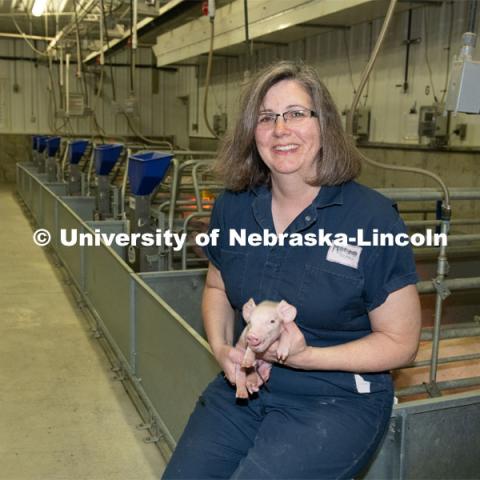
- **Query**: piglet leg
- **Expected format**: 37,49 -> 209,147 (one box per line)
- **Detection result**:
235,364 -> 249,399
241,346 -> 257,368
276,323 -> 296,362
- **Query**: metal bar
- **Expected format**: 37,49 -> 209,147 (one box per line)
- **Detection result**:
417,276 -> 480,294
421,325 -> 480,341
0,32 -> 55,40
430,219 -> 450,384
396,377 -> 480,397
447,234 -> 480,244
129,275 -> 137,374
405,219 -> 480,227
181,212 -> 212,269
377,187 -> 480,201
410,352 -> 480,368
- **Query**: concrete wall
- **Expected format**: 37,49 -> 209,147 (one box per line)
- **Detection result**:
0,134 -> 29,183
358,146 -> 480,233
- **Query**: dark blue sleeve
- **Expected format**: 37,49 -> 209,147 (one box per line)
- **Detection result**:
363,216 -> 418,312
202,193 -> 225,270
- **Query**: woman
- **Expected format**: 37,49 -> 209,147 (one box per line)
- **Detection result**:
163,61 -> 421,479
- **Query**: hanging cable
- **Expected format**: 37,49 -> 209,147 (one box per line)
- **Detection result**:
72,0 -> 89,106
243,0 -> 252,75
129,0 -> 135,94
203,0 -> 219,139
423,6 -> 439,103
440,1 -> 455,104
101,0 -> 117,102
467,0 -> 478,33
343,29 -> 357,95
11,17 -> 49,56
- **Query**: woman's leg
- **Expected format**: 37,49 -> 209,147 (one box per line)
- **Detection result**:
230,393 -> 392,480
162,374 -> 263,479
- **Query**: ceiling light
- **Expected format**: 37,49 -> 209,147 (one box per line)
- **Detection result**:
32,0 -> 48,17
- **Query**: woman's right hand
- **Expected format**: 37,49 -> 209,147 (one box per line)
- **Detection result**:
213,344 -> 245,385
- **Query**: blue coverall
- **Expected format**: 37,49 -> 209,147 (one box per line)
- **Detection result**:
163,181 -> 418,479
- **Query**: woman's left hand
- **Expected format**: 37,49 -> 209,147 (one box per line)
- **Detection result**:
259,322 -> 308,366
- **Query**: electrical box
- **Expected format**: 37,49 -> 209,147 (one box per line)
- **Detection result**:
68,93 -> 85,116
445,59 -> 480,114
418,106 -> 448,145
352,108 -> 370,138
342,108 -> 371,139
213,113 -> 228,136
124,96 -> 138,114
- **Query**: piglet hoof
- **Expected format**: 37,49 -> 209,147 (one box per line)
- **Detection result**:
276,347 -> 289,363
241,359 -> 256,369
246,369 -> 259,394
235,387 -> 249,399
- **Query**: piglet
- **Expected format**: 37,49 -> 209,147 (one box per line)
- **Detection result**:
234,299 -> 297,399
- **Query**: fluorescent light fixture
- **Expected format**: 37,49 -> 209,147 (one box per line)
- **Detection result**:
32,0 -> 48,17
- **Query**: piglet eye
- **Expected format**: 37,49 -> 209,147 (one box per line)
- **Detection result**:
270,319 -> 276,324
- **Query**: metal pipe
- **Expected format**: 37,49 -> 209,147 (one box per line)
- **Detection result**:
430,219 -> 451,386
446,234 -> 480,244
347,0 -> 397,134
99,0 -> 105,66
467,0 -> 478,33
417,276 -> 480,294
421,325 -> 480,341
376,187 -> 480,202
121,149 -> 131,220
0,32 -> 54,41
86,145 -> 95,196
409,352 -> 480,368
395,377 -> 480,397
65,53 -> 70,116
243,0 -> 252,74
181,212 -> 211,269
405,219 -> 480,227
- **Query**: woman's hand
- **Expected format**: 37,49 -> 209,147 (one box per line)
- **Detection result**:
212,344 -> 245,384
258,322 -> 308,367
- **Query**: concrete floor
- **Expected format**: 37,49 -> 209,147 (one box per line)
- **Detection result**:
0,184 -> 166,479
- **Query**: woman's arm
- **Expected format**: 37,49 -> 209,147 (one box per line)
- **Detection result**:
202,263 -> 244,382
273,285 -> 422,373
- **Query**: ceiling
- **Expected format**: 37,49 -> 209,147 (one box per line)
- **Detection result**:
0,0 -> 441,64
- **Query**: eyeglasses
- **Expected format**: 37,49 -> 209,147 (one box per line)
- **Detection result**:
257,109 -> 318,128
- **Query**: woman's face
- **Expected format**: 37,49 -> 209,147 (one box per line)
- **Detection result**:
254,79 -> 321,184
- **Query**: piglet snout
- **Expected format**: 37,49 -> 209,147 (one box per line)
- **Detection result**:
246,333 -> 261,347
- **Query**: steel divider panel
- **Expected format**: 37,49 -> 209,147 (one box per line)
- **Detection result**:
134,275 -> 218,444
84,238 -> 133,368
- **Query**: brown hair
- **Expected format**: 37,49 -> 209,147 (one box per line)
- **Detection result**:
215,61 -> 361,191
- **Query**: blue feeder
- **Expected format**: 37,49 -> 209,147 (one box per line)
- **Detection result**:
46,136 -> 61,157
69,140 -> 89,164
32,135 -> 39,150
128,151 -> 173,196
36,136 -> 48,153
94,144 -> 123,175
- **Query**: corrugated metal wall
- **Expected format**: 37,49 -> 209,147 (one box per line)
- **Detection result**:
177,2 -> 480,146
0,2 -> 479,147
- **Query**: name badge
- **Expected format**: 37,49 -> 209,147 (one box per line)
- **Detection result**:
326,244 -> 362,269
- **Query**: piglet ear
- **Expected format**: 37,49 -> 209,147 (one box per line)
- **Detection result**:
242,298 -> 257,323
276,300 -> 297,323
